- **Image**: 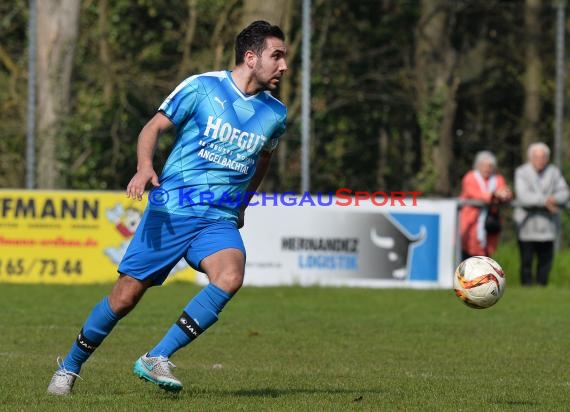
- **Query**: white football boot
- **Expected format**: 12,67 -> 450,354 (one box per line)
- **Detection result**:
47,358 -> 81,395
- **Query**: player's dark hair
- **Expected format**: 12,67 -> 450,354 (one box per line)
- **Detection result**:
235,20 -> 285,65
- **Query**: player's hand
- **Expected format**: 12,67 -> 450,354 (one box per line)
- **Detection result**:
126,166 -> 159,201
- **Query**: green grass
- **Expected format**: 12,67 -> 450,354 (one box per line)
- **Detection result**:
1,282 -> 569,411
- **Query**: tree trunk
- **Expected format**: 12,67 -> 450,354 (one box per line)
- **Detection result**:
177,0 -> 198,80
36,0 -> 80,188
210,0 -> 240,69
98,0 -> 113,105
274,0 -> 296,190
376,126 -> 389,189
414,0 -> 458,196
521,0 -> 542,157
241,0 -> 294,191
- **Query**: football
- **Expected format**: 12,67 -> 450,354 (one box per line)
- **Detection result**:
453,256 -> 505,309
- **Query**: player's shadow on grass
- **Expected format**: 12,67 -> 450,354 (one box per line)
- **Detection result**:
220,387 -> 383,398
493,399 -> 540,407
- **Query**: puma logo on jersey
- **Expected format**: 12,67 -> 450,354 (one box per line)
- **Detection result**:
214,96 -> 227,110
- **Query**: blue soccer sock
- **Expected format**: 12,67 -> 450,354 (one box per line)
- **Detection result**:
148,283 -> 232,358
60,296 -> 121,374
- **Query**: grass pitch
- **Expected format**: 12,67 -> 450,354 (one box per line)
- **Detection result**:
1,281 -> 569,411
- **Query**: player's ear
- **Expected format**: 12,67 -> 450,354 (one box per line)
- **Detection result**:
244,50 -> 257,69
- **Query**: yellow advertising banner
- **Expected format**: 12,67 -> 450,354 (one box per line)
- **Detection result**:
0,190 -> 196,284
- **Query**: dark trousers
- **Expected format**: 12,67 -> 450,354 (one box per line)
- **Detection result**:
518,240 -> 554,286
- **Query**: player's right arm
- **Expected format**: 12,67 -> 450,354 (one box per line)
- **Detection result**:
126,112 -> 174,200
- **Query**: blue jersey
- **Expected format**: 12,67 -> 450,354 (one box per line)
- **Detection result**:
151,70 -> 287,220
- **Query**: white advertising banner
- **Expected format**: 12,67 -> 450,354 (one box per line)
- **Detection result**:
234,196 -> 457,288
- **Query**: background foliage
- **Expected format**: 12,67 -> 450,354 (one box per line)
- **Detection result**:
1,1 -> 569,245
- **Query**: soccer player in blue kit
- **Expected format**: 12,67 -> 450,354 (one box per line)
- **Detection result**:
48,20 -> 287,395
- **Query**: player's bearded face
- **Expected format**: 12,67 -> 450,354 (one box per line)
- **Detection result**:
253,37 -> 287,91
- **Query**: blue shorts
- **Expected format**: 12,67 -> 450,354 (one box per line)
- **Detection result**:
118,209 -> 245,285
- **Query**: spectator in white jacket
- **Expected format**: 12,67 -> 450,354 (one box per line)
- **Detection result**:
514,142 -> 569,286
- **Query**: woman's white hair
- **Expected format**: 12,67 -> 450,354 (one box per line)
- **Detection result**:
527,142 -> 551,161
473,150 -> 497,170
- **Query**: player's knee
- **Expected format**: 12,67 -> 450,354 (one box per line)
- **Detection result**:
226,271 -> 244,293
217,270 -> 244,294
109,291 -> 140,316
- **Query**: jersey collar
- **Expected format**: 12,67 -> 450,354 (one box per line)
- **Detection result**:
225,70 -> 260,100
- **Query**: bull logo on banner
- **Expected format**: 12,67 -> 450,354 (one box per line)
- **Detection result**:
369,214 -> 426,280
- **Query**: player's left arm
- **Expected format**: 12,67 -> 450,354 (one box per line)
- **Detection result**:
238,149 -> 274,229
247,149 -> 273,195
238,107 -> 287,228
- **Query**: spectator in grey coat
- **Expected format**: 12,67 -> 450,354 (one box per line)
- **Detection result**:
514,142 -> 569,286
